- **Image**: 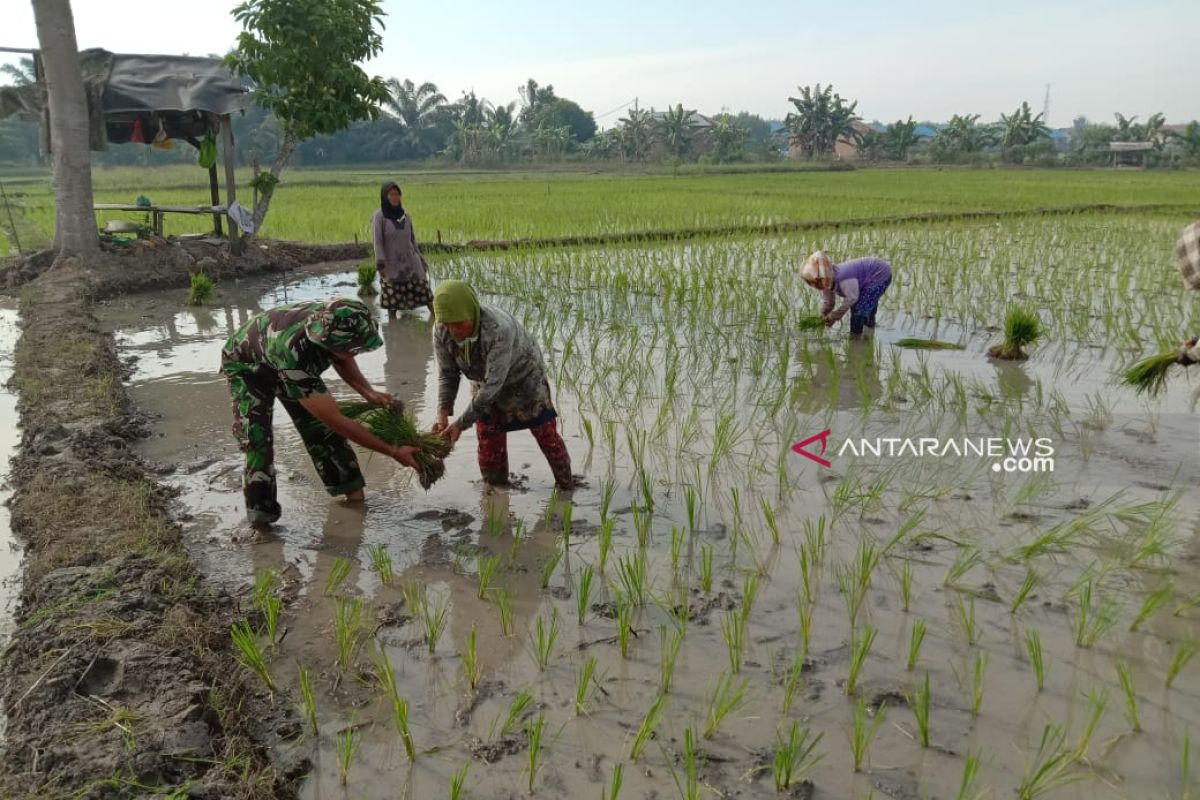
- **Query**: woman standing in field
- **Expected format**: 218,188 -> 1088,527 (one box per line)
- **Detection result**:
801,251 -> 894,338
372,181 -> 434,319
1174,221 -> 1200,364
430,280 -> 575,491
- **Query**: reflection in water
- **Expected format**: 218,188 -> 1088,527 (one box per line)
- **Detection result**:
994,359 -> 1035,403
792,339 -> 884,414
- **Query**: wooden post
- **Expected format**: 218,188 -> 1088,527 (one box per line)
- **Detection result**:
207,163 -> 223,236
220,114 -> 240,253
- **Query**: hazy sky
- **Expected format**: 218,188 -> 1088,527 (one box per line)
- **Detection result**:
2,0 -> 1196,127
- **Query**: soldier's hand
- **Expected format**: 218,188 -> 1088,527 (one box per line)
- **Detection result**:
391,445 -> 419,470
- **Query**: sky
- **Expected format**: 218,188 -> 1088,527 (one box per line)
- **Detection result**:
2,0 -> 1197,128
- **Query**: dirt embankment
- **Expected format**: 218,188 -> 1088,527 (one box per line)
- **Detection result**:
0,248 -> 335,798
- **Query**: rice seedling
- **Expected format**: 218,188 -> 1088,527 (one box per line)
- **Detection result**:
1167,640 -> 1200,689
631,503 -> 653,550
957,750 -> 985,800
911,671 -> 932,747
1072,580 -> 1120,648
907,618 -> 926,671
335,724 -> 361,786
900,562 -> 913,612
1115,660 -> 1141,733
491,689 -> 533,739
604,763 -> 624,800
561,502 -> 574,545
894,338 -> 965,350
260,595 -> 281,645
850,695 -> 886,772
703,672 -> 749,739
476,553 -> 501,599
1133,585 -> 1171,629
576,563 -> 595,626
617,597 -> 635,659
944,545 -> 983,590
797,314 -> 826,331
773,722 -> 823,791
741,572 -> 760,622
253,568 -> 279,608
494,588 -> 514,636
1180,731 -> 1195,800
599,478 -> 616,522
582,417 -> 595,449
1072,689 -> 1108,763
803,516 -> 828,565
761,497 -> 782,545
230,620 -> 275,692
797,596 -> 814,655
721,609 -> 747,674
1016,724 -> 1079,799
526,715 -> 546,794
339,401 -> 452,489
575,656 -> 599,715
988,307 -> 1042,360
509,519 -> 526,563
616,552 -> 649,607
798,546 -> 814,607
356,261 -> 378,296
659,625 -> 684,694
297,664 -> 318,735
461,625 -> 482,691
597,518 -> 615,576
365,543 -> 393,585
420,592 -> 450,655
685,484 -> 700,534
540,541 -> 564,589
1122,351 -> 1180,397
186,271 -> 215,306
1026,629 -> 1046,691
955,595 -> 981,647
670,527 -> 685,578
969,651 -> 988,716
782,648 -> 807,715
699,543 -> 714,593
630,693 -> 667,760
670,726 -> 700,800
334,598 -> 368,670
1011,569 -> 1038,614
845,624 -> 877,695
324,556 -> 352,597
531,609 -> 560,671
449,762 -> 469,800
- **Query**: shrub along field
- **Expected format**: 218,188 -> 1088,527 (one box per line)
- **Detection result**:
97,169 -> 1200,797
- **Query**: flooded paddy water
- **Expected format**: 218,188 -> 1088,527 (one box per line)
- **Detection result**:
0,304 -> 24,738
101,213 -> 1200,799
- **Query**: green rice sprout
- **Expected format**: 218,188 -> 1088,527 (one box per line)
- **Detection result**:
846,624 -> 877,695
1073,579 -> 1120,648
261,595 -> 281,645
760,497 -> 781,545
253,568 -> 279,608
1115,660 -> 1141,732
526,715 -> 546,793
911,672 -> 931,747
797,314 -> 826,331
420,592 -> 450,655
509,519 -> 526,563
1181,731 -> 1195,798
782,648 -> 807,715
366,544 -> 393,585
617,597 -> 635,659
894,338 -> 965,350
955,595 -> 981,647
495,588 -> 514,637
720,609 -> 747,674
703,672 -> 749,739
797,596 -> 814,655
531,609 -> 560,671
297,664 -> 318,735
1123,351 -> 1180,397
577,564 -> 595,625
356,262 -> 378,296
629,693 -> 667,760
850,695 -> 886,772
900,562 -> 913,612
670,527 -> 685,577
1026,628 -> 1046,691
324,556 -> 352,596
186,271 -> 215,306
540,541 -> 564,589
659,625 -> 684,694
988,307 -> 1042,360
671,726 -> 700,800
685,484 -> 700,534
944,546 -> 982,589
582,417 -> 594,449
957,749 -> 985,800
334,598 -> 367,670
632,503 -> 652,549
1011,569 -> 1038,614
1073,689 -> 1108,762
741,572 -> 760,622
561,502 -> 574,545
773,722 -> 823,791
477,553 -> 501,599
575,656 -> 598,715
491,689 -> 533,739
604,762 -> 624,800
803,516 -> 827,565
699,544 -> 714,593
373,642 -> 414,760
969,651 -> 988,716
616,552 -> 649,606
230,620 -> 275,692
1017,724 -> 1079,799
798,546 -> 814,607
461,625 -> 482,691
1168,640 -> 1200,689
907,618 -> 927,671
449,762 -> 469,800
599,479 -> 616,522
598,518 -> 615,576
335,724 -> 361,786
339,401 -> 452,489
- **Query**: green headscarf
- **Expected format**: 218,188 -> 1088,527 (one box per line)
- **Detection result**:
433,280 -> 481,359
305,298 -> 382,355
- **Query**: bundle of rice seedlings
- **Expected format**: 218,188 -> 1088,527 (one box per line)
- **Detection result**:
798,315 -> 827,331
987,307 -> 1042,360
895,338 -> 965,350
1123,351 -> 1181,397
340,401 -> 451,489
187,272 -> 215,306
357,262 -> 378,297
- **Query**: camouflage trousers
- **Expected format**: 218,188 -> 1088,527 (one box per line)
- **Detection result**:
225,371 -> 365,525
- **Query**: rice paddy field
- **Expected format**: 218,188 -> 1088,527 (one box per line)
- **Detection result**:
84,166 -> 1200,799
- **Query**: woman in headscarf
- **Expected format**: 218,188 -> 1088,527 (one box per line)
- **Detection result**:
371,181 -> 434,319
429,281 -> 574,491
1174,221 -> 1200,364
800,251 -> 893,338
220,298 -> 419,528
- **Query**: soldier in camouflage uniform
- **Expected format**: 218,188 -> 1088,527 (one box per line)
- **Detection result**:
220,298 -> 419,527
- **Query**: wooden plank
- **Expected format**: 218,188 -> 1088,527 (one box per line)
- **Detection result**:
220,114 -> 240,253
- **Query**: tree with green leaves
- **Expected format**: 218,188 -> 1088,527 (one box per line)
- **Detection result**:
226,0 -> 390,237
1114,112 -> 1167,149
532,98 -> 596,147
883,117 -> 920,160
518,79 -> 557,127
619,107 -> 653,162
1169,121 -> 1200,160
383,78 -> 447,158
785,84 -> 860,158
937,113 -> 997,153
710,113 -> 749,163
656,104 -> 697,160
1,58 -> 37,87
999,102 -> 1050,147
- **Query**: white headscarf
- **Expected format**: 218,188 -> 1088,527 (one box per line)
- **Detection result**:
801,251 -> 835,290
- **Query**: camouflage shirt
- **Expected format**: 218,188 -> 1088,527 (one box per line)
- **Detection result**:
220,299 -> 382,401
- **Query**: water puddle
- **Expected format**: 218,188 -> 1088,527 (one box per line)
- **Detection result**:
0,304 -> 25,739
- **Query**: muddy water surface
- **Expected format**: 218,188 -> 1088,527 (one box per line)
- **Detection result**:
0,305 -> 23,738
101,264 -> 1200,800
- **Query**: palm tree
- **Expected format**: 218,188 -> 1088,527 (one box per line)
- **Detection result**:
1168,121 -> 1200,159
939,114 -> 997,153
619,107 -> 653,161
485,101 -> 518,161
383,78 -> 447,157
657,104 -> 697,159
710,114 -> 748,163
785,84 -> 860,158
999,102 -> 1050,147
1,57 -> 37,87
884,117 -> 920,160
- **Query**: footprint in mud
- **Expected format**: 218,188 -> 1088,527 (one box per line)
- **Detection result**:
410,507 -> 476,531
